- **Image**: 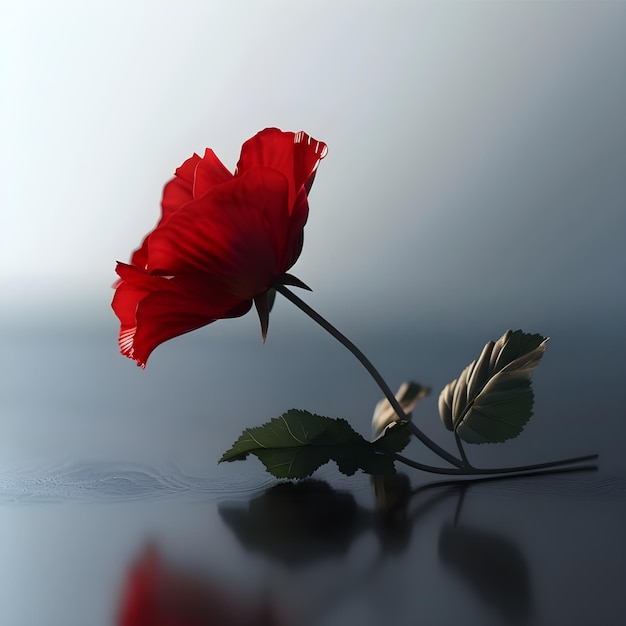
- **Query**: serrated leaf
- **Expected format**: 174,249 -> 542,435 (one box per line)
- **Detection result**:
220,410 -> 328,461
220,410 -> 410,479
372,381 -> 430,439
438,330 -> 548,444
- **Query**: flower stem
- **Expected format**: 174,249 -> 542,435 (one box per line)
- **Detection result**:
275,285 -> 464,468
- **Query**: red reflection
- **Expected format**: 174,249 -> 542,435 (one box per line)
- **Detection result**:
118,544 -> 287,626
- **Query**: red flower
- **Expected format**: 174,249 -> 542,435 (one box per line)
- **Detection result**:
112,129 -> 327,367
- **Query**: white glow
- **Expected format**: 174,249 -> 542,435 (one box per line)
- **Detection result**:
1,1 -> 624,327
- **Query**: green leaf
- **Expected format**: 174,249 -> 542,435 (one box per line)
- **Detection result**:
372,381 -> 430,439
220,410 -> 411,479
438,330 -> 548,444
372,420 -> 412,455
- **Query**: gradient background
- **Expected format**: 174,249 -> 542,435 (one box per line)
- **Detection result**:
2,0 -> 625,468
1,2 -> 625,625
2,1 -> 624,329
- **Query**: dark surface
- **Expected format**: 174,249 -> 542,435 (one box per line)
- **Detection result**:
1,324 -> 625,625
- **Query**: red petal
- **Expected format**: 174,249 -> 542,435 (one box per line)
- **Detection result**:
124,154 -> 202,270
126,151 -> 234,272
127,238 -> 150,270
281,188 -> 308,270
161,153 -> 202,218
112,263 -> 251,367
192,148 -> 233,198
235,129 -> 327,211
147,168 -> 293,299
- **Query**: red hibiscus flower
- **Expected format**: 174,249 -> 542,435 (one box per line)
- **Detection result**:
112,128 -> 327,367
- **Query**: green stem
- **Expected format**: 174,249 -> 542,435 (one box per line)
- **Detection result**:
276,285 -> 464,468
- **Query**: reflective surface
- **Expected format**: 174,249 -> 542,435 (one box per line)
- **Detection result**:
2,322 -> 625,625
1,461 -> 624,625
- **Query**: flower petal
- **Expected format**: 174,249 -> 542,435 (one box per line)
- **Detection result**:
112,263 -> 251,367
147,168 -> 293,299
161,152 -> 202,217
192,148 -> 234,198
125,153 -> 204,269
235,128 -> 327,210
282,187 -> 308,270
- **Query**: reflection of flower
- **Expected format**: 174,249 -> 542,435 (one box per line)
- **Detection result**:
118,544 -> 287,626
112,128 -> 327,367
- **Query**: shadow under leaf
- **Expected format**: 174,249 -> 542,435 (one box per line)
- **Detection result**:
219,480 -> 371,567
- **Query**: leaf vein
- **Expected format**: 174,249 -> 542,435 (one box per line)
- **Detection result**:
280,415 -> 307,445
245,430 -> 268,449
